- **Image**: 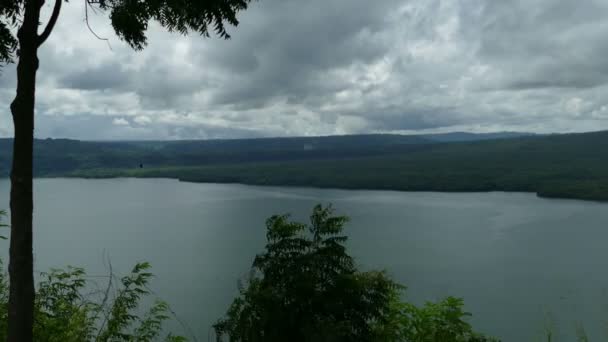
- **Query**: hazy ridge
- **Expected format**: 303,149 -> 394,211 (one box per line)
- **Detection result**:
3,131 -> 608,201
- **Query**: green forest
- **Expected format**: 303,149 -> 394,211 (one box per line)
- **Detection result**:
3,130 -> 608,201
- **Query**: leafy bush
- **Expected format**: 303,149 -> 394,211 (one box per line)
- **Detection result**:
374,293 -> 498,342
0,211 -> 186,341
215,204 -> 497,342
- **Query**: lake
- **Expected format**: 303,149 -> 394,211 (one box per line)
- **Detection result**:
1,178 -> 608,341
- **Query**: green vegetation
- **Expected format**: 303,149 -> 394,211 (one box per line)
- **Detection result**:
0,213 -> 185,341
0,259 -> 186,342
3,131 -> 608,202
215,205 -> 497,342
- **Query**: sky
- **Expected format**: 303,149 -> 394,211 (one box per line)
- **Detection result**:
1,0 -> 608,140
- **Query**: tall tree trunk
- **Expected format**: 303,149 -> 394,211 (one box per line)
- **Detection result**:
8,0 -> 42,341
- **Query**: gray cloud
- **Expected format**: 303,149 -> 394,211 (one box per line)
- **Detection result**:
479,0 -> 608,90
363,106 -> 465,131
35,113 -> 265,140
60,62 -> 130,90
1,0 -> 608,140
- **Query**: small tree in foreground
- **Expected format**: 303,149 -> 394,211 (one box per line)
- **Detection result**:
215,205 -> 498,342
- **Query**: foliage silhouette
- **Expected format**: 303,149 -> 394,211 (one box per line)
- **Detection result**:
215,205 -> 497,342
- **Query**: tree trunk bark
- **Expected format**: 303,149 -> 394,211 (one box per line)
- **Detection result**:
8,1 -> 42,341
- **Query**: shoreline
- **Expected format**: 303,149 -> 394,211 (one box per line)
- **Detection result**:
7,175 -> 606,204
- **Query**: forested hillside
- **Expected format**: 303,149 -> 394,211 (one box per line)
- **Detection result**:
2,131 -> 608,201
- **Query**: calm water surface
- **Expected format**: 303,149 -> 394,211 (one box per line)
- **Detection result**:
1,178 -> 608,341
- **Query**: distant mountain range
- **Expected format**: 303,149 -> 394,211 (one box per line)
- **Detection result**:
2,131 -> 608,201
0,131 -> 532,175
421,131 -> 535,142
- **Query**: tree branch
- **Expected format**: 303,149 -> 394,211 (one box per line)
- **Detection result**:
85,0 -> 112,50
94,253 -> 113,341
37,0 -> 62,47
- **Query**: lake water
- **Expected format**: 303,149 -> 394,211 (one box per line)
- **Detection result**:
1,178 -> 608,341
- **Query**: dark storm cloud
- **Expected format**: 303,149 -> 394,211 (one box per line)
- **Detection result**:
2,0 -> 608,139
364,106 -> 465,131
479,0 -> 608,91
193,0 -> 402,109
60,62 -> 130,90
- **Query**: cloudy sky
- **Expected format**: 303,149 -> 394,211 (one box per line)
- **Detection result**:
1,0 -> 608,140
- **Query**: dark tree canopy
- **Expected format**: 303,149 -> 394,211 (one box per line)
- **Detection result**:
0,0 -> 252,62
0,0 -> 19,64
100,0 -> 251,49
215,205 -> 499,342
214,205 -> 400,341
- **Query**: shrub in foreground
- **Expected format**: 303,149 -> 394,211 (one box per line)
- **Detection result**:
215,204 -> 497,342
0,211 -> 185,341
